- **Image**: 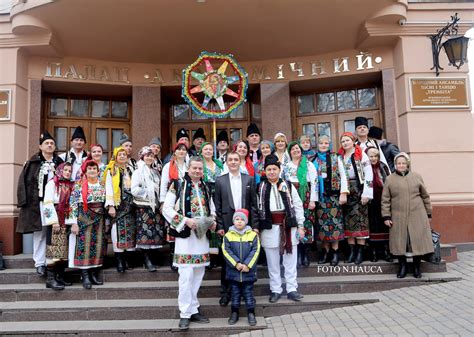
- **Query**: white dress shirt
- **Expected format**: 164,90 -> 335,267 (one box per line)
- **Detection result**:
229,172 -> 242,210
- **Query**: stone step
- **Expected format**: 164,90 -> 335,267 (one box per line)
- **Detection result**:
0,260 -> 448,284
0,317 -> 266,336
0,293 -> 379,322
0,273 -> 460,302
3,243 -> 457,269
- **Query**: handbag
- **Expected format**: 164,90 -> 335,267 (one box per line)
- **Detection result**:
424,230 -> 441,264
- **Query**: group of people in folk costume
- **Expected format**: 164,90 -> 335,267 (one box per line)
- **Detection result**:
16,116 -> 435,329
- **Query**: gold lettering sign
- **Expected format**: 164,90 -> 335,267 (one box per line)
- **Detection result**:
410,78 -> 470,109
43,53 -> 384,85
0,89 -> 11,120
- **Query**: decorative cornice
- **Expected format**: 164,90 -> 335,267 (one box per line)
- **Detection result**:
0,32 -> 53,48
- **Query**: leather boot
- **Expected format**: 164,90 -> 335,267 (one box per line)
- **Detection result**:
330,249 -> 339,266
297,243 -> 303,267
346,244 -> 356,263
318,248 -> 328,264
81,269 -> 92,289
124,251 -> 133,270
413,256 -> 422,278
115,253 -> 125,273
371,245 -> 378,262
397,256 -> 407,278
169,242 -> 178,272
46,267 -> 64,290
144,251 -> 157,272
55,263 -> 72,286
383,244 -> 393,262
90,268 -> 104,285
354,245 -> 364,265
302,244 -> 310,267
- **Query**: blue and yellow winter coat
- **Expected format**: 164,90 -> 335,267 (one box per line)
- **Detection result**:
222,225 -> 261,283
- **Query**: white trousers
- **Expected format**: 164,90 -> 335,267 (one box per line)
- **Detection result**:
33,228 -> 47,267
111,224 -> 135,253
264,246 -> 298,294
178,266 -> 206,318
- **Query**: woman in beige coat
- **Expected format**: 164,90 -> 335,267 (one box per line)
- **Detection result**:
382,152 -> 433,279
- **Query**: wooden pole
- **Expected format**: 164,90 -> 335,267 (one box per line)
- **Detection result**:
213,118 -> 217,160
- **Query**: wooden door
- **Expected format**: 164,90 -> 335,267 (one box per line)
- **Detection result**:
90,121 -> 130,162
296,115 -> 338,149
171,121 -> 248,149
336,110 -> 381,138
45,119 -> 91,155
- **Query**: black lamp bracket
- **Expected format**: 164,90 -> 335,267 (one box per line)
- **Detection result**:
429,13 -> 460,76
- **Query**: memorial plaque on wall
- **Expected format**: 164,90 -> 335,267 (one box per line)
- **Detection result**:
0,89 -> 11,120
410,78 -> 470,109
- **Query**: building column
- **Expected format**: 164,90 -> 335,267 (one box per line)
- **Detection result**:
0,48 -> 29,255
131,86 -> 161,155
28,80 -> 42,158
260,82 -> 292,140
381,68 -> 399,145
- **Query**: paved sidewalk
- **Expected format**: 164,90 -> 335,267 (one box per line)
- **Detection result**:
231,251 -> 474,337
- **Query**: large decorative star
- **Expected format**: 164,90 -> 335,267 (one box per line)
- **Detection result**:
182,52 -> 248,119
189,59 -> 240,110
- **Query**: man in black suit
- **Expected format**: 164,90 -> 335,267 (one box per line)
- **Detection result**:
214,151 -> 259,306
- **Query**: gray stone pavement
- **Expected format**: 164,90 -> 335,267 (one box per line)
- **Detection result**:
231,251 -> 474,337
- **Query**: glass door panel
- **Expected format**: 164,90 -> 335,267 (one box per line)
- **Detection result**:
297,115 -> 337,150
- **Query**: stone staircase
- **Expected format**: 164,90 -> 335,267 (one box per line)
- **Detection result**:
0,244 -> 460,336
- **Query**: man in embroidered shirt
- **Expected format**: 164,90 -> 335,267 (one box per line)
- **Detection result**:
17,131 -> 64,275
162,156 -> 216,331
59,126 -> 87,181
354,117 -> 390,171
258,154 -> 305,303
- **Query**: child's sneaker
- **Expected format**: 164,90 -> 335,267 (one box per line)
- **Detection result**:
248,312 -> 257,326
228,311 -> 239,325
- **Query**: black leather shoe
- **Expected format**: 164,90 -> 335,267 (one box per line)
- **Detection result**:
90,268 -> 103,285
397,256 -> 407,279
81,269 -> 92,290
329,249 -> 339,266
46,268 -> 65,291
219,295 -> 229,306
354,245 -> 364,265
302,245 -> 310,268
287,291 -> 303,302
371,247 -> 378,262
383,245 -> 393,262
318,248 -> 328,264
36,265 -> 46,276
248,312 -> 257,326
228,312 -> 239,325
55,267 -> 72,286
269,292 -> 281,303
190,312 -> 210,324
346,244 -> 356,263
115,253 -> 125,273
413,256 -> 422,279
178,318 -> 190,330
144,252 -> 157,272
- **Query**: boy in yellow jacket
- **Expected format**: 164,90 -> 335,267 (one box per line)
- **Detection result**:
222,209 -> 260,326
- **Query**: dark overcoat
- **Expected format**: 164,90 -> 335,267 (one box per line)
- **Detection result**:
16,153 -> 63,233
